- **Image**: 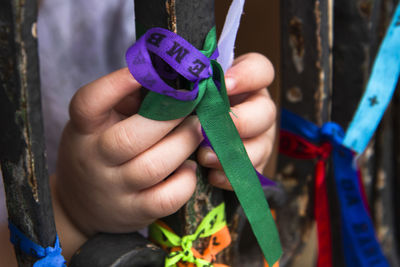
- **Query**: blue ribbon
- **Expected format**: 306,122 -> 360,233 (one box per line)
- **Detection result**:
9,221 -> 66,267
281,109 -> 389,267
343,3 -> 400,154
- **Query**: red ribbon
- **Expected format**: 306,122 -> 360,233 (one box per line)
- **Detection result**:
280,130 -> 333,267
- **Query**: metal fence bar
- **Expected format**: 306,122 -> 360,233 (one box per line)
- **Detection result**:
0,0 -> 57,266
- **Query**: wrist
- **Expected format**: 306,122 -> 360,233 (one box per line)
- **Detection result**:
50,174 -> 88,262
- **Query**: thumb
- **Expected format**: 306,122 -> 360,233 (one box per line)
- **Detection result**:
69,68 -> 142,134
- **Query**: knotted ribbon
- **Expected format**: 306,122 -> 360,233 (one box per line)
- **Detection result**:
280,109 -> 389,267
150,203 -> 230,267
8,221 -> 66,267
126,27 -> 281,265
280,130 -> 333,267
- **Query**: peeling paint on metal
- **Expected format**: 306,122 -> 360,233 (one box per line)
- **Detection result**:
358,0 -> 373,19
166,0 -> 177,33
287,86 -> 303,103
289,16 -> 305,73
377,168 -> 386,189
313,0 -> 329,126
31,22 -> 37,39
297,188 -> 309,217
15,0 -> 39,202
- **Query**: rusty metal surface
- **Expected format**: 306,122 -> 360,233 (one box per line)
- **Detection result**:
333,0 -> 400,265
0,0 -> 57,266
147,0 -> 228,259
278,0 -> 400,265
278,0 -> 333,266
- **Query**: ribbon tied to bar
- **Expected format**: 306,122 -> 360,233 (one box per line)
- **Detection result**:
280,109 -> 389,267
126,26 -> 282,266
150,203 -> 230,267
8,221 -> 66,267
280,126 -> 336,267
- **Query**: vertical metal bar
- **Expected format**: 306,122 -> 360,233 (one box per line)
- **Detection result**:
135,0 -> 231,261
333,0 -> 400,265
278,0 -> 333,265
0,0 -> 57,266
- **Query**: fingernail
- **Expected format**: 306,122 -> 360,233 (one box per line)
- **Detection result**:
224,77 -> 236,92
205,151 -> 218,164
212,170 -> 226,185
185,160 -> 198,171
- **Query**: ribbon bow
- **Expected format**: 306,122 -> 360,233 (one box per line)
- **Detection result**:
8,221 -> 66,267
150,203 -> 230,267
126,26 -> 282,266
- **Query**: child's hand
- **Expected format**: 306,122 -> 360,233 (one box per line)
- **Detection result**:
52,68 -> 203,259
52,52 -> 276,259
197,53 -> 277,190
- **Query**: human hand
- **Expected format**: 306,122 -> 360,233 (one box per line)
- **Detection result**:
197,53 -> 277,190
52,68 -> 203,259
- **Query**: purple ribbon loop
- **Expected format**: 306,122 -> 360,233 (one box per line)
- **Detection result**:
126,27 -> 212,101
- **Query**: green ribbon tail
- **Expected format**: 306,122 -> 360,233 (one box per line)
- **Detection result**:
195,61 -> 282,265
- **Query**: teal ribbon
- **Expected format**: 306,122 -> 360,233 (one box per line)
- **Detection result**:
343,3 -> 400,154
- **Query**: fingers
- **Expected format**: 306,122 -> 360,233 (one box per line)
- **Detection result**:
135,160 -> 198,219
113,90 -> 143,117
198,130 -> 274,171
208,170 -> 232,190
230,89 -> 276,138
98,115 -> 183,165
69,68 -> 141,134
199,129 -> 276,191
118,116 -> 203,190
224,53 -> 275,95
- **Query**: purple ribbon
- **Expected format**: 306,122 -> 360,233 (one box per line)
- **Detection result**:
126,27 -> 211,101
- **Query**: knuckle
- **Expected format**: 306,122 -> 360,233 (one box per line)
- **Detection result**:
139,155 -> 168,181
98,126 -> 139,160
146,192 -> 180,219
117,125 -> 139,154
69,93 -> 91,124
158,193 -> 180,216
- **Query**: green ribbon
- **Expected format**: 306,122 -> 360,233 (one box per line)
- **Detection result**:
139,27 -> 282,265
150,203 -> 226,267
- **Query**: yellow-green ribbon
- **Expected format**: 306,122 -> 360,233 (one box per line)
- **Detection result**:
150,203 -> 226,267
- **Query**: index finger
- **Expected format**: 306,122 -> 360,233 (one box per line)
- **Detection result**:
224,53 -> 275,96
69,68 -> 142,134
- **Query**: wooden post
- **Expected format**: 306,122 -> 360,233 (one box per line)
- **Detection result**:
0,0 -> 58,266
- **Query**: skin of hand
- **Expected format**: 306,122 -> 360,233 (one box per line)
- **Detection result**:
197,52 -> 276,190
51,52 -> 276,261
